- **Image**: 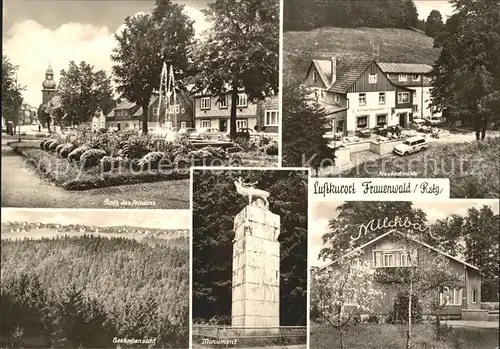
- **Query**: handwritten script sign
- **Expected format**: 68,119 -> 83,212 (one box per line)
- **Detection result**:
350,216 -> 438,241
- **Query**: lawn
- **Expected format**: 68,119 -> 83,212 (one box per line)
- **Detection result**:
339,137 -> 500,198
311,323 -> 499,349
284,27 -> 440,84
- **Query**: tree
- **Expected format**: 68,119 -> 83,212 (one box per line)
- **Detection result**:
282,78 -> 333,174
112,0 -> 194,134
431,0 -> 500,139
319,202 -> 427,262
425,10 -> 444,38
311,252 -> 381,349
58,61 -> 114,126
190,0 -> 279,139
375,233 -> 462,348
2,54 -> 24,125
37,104 -> 52,132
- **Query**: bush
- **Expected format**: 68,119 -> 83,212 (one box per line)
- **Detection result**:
80,149 -> 107,169
55,144 -> 66,154
100,156 -> 124,172
234,136 -> 253,151
117,136 -> 151,159
43,139 -> 56,151
387,291 -> 422,324
68,145 -> 91,163
48,140 -> 59,152
59,143 -> 77,159
138,151 -> 168,170
264,140 -> 279,155
367,314 -> 380,324
39,139 -> 48,149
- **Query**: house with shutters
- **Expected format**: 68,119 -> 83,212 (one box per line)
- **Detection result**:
193,91 -> 279,133
378,63 -> 440,119
106,91 -> 194,131
319,230 -> 481,318
303,57 -> 415,135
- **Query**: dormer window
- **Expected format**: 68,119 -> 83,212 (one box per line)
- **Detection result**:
399,74 -> 408,82
412,74 -> 420,81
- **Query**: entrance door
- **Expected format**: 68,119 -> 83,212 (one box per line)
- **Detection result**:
399,113 -> 406,128
219,119 -> 228,132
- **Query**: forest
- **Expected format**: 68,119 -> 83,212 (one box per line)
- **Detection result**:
0,235 -> 189,348
284,0 -> 419,32
192,170 -> 308,326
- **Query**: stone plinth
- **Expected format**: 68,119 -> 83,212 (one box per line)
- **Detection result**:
232,205 -> 280,328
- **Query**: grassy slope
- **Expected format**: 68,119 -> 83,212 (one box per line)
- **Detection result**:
341,137 -> 500,198
284,27 -> 440,83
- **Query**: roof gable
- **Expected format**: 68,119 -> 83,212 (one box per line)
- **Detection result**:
320,230 -> 479,271
328,58 -> 373,93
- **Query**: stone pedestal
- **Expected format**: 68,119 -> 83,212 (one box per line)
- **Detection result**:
232,205 -> 280,328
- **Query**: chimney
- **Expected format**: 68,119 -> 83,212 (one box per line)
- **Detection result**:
331,57 -> 337,85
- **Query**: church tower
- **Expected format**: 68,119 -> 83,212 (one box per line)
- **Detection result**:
41,63 -> 57,104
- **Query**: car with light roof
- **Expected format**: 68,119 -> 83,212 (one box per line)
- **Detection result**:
394,135 -> 429,156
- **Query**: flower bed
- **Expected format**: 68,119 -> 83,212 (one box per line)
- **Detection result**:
16,127 -> 241,190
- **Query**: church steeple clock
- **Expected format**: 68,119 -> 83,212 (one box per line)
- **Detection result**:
41,62 -> 57,104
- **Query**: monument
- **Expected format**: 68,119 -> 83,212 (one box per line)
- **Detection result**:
232,178 -> 280,328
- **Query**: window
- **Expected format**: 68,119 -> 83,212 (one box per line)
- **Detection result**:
400,253 -> 409,266
398,92 -> 410,104
200,120 -> 211,128
236,119 -> 248,129
237,93 -> 248,107
399,74 -> 408,82
379,92 -> 386,105
265,110 -> 279,126
472,289 -> 478,304
219,96 -> 228,109
440,288 -> 462,306
359,93 -> 366,106
201,97 -> 211,110
336,120 -> 344,133
357,116 -> 368,129
383,253 -> 395,267
153,108 -> 159,116
335,95 -> 340,103
313,71 -> 317,83
376,114 -> 387,126
413,104 -> 419,112
369,73 -> 377,84
412,74 -> 420,81
175,105 -> 180,114
180,121 -> 186,129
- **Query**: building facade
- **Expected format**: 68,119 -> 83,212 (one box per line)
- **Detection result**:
193,92 -> 279,133
304,58 -> 417,135
320,231 -> 481,317
378,63 -> 440,119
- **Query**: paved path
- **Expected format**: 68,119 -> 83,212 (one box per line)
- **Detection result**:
443,320 -> 499,329
1,138 -> 189,209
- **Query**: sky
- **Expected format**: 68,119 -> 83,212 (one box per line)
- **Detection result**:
3,0 -> 454,108
2,0 -> 211,107
310,200 -> 500,267
1,208 -> 190,230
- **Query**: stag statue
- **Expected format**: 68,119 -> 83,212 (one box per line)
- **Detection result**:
234,177 -> 270,209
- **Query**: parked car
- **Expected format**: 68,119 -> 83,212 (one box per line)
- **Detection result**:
394,135 -> 429,156
425,116 -> 444,126
178,127 -> 197,138
189,127 -> 224,140
236,128 -> 257,139
411,118 -> 427,129
355,129 -> 372,138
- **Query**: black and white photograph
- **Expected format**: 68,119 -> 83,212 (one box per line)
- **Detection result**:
0,208 -> 190,348
191,169 -> 308,348
1,0 -> 279,209
310,200 -> 499,349
282,0 -> 500,198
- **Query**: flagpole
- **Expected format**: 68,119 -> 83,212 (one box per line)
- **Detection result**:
170,65 -> 177,130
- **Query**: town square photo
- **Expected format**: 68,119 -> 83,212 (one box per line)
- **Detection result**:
1,0 -> 279,209
1,208 -> 190,348
191,168 -> 308,348
310,200 -> 499,349
282,0 -> 500,198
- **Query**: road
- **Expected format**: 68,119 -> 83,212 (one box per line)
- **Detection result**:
1,136 -> 190,209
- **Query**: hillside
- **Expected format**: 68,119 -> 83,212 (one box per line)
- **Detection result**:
284,27 -> 440,84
